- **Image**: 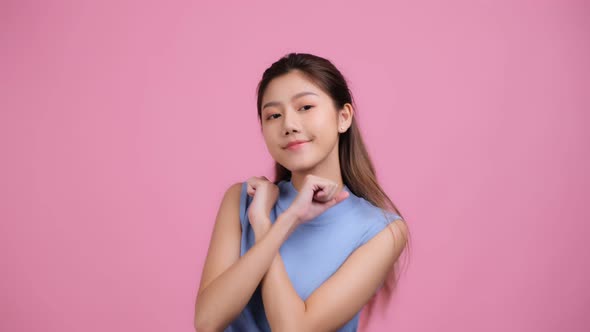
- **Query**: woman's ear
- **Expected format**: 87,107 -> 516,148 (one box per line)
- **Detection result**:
338,103 -> 354,131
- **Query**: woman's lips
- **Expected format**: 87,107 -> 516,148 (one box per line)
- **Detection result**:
285,141 -> 309,150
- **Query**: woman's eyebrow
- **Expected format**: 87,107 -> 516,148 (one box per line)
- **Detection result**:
262,91 -> 319,110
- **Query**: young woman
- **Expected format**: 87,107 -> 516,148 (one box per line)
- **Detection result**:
194,53 -> 411,332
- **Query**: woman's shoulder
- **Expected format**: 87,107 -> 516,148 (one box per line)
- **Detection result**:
225,181 -> 250,225
351,198 -> 402,248
355,197 -> 399,218
354,196 -> 402,224
217,182 -> 245,203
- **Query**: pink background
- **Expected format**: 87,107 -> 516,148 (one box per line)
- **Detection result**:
1,1 -> 589,331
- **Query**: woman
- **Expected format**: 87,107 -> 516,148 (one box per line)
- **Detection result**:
195,53 -> 411,331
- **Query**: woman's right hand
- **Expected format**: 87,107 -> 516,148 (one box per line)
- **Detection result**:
286,175 -> 349,225
246,176 -> 279,238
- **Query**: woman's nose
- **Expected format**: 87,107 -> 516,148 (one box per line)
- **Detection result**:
282,109 -> 300,134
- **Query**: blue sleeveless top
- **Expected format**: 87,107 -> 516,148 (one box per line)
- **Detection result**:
225,179 -> 402,332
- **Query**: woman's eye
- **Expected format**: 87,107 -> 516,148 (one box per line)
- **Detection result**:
266,106 -> 312,120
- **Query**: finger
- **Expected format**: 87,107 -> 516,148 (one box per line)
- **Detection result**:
317,188 -> 333,202
334,191 -> 350,204
247,177 -> 258,189
314,183 -> 325,194
256,176 -> 270,183
315,190 -> 333,203
310,177 -> 328,193
317,181 -> 337,201
327,184 -> 338,201
248,177 -> 265,188
247,185 -> 255,196
324,191 -> 349,209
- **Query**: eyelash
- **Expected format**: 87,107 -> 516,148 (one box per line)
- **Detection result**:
266,105 -> 314,120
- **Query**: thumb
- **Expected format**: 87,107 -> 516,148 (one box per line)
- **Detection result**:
324,191 -> 349,208
333,191 -> 350,204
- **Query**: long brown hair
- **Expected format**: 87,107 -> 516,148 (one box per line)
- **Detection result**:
255,52 -> 412,330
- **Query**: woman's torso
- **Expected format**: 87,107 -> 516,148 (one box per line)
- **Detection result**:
225,179 -> 401,332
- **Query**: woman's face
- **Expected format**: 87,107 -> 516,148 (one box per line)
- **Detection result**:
260,70 -> 347,173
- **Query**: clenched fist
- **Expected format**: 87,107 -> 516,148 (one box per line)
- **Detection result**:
286,175 -> 349,225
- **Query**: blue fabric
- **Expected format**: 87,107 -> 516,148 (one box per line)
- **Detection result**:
225,179 -> 402,332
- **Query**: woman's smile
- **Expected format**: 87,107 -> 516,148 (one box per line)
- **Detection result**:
285,140 -> 310,151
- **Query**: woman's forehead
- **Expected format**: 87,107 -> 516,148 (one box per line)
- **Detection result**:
263,73 -> 326,103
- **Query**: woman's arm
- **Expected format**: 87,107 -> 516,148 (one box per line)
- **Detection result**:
261,249 -> 305,331
260,213 -> 409,332
194,183 -> 299,332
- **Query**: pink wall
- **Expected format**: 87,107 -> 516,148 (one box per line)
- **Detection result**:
1,1 -> 588,331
